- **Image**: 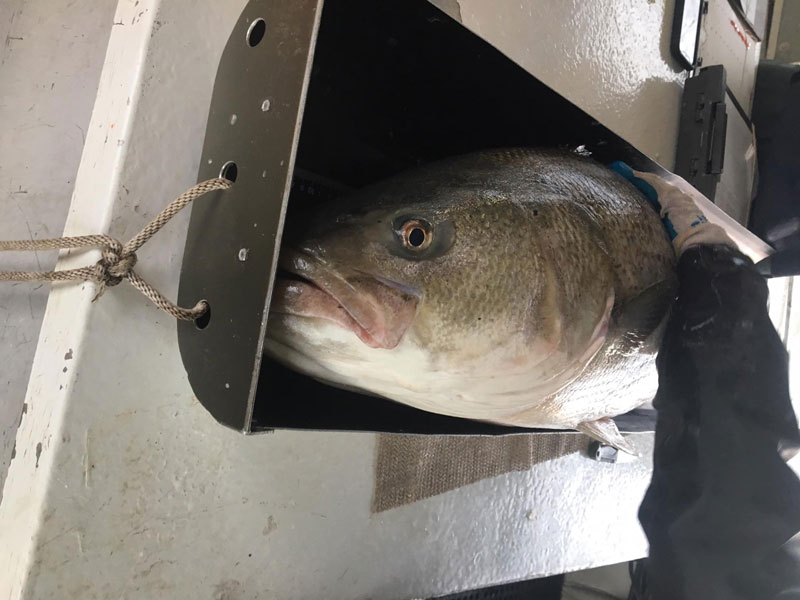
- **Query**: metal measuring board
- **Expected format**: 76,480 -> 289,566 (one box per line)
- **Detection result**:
177,0 -> 769,435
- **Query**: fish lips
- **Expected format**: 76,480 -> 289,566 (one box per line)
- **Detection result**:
270,249 -> 420,349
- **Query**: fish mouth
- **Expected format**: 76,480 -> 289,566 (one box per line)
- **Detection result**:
269,249 -> 420,349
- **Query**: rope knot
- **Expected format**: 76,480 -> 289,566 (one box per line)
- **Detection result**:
1,177 -> 232,320
94,240 -> 137,294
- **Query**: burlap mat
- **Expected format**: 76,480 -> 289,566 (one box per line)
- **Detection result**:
372,433 -> 590,512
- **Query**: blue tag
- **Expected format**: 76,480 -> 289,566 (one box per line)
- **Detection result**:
608,161 -> 661,210
608,161 -> 677,241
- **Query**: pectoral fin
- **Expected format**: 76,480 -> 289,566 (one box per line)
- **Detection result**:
612,278 -> 677,352
577,417 -> 638,456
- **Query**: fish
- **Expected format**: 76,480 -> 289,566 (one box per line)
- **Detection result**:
265,149 -> 677,451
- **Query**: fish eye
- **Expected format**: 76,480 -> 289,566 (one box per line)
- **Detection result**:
399,219 -> 432,250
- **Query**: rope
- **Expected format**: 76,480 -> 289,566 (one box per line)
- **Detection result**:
0,178 -> 233,321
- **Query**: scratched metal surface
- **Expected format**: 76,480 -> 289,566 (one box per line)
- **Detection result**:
0,0 -> 730,598
697,0 -> 760,115
0,0 -> 117,501
436,0 -> 688,170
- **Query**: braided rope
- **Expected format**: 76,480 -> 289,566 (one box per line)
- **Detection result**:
0,178 -> 232,321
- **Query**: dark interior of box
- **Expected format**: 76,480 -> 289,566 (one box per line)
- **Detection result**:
253,0 -> 657,434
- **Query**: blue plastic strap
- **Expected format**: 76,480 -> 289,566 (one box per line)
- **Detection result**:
608,161 -> 677,241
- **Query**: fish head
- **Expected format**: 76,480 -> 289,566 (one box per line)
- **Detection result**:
272,185 -> 472,352
270,176 -> 605,366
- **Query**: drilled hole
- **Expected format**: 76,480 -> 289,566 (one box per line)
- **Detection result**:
195,302 -> 211,330
219,161 -> 238,182
246,18 -> 266,47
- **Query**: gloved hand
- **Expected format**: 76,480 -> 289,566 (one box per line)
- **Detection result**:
609,162 -> 734,256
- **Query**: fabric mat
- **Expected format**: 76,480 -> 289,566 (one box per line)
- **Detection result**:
373,432 -> 590,513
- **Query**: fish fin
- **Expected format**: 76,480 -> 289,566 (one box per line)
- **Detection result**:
612,278 -> 677,351
576,417 -> 638,456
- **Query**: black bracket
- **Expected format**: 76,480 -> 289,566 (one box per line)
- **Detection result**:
675,65 -> 728,201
